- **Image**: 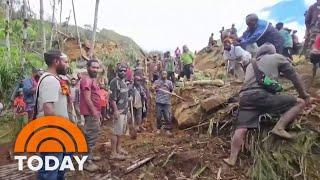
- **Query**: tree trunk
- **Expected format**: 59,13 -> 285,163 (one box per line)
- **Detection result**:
5,0 -> 11,60
59,0 -> 62,25
49,0 -> 56,50
40,0 -> 46,55
71,0 -> 83,60
22,0 -> 28,69
90,0 -> 100,59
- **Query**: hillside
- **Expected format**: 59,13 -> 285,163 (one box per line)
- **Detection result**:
63,25 -> 144,64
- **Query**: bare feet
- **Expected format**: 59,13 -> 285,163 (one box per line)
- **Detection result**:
223,158 -> 236,166
84,160 -> 100,172
118,148 -> 129,155
271,128 -> 295,139
165,130 -> 174,138
92,155 -> 101,161
110,153 -> 126,161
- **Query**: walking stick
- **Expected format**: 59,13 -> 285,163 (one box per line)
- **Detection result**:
225,60 -> 230,82
158,89 -> 186,101
130,99 -> 137,139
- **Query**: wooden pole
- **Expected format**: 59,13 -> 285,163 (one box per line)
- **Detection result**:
59,0 -> 62,25
5,0 -> 11,60
71,0 -> 83,60
40,0 -> 46,56
22,0 -> 28,69
90,0 -> 100,58
49,0 -> 56,50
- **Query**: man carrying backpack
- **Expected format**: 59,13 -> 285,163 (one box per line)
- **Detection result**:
223,43 -> 310,166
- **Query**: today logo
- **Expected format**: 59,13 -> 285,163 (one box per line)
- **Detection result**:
13,116 -> 88,171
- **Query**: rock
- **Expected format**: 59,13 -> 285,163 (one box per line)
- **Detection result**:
200,95 -> 226,112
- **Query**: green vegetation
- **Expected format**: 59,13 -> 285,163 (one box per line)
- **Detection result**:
0,2 -> 143,101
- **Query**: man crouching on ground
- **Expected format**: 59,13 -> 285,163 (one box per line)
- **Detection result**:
223,43 -> 311,166
109,65 -> 130,160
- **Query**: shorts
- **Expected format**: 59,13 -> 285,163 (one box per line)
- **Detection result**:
310,53 -> 320,65
182,64 -> 193,80
235,90 -> 297,129
113,114 -> 128,136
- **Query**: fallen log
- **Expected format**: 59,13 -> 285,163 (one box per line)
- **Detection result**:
178,79 -> 225,87
200,95 -> 226,112
125,156 -> 155,174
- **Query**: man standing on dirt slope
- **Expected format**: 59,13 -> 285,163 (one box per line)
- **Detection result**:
292,30 -> 301,55
130,75 -> 147,132
208,33 -> 215,48
70,78 -> 82,125
240,14 -> 283,54
309,34 -> 320,78
80,59 -> 102,172
223,43 -> 311,166
276,22 -> 293,60
109,65 -> 130,160
36,50 -> 69,180
230,24 -> 238,38
153,71 -> 174,137
163,51 -> 176,84
148,55 -> 162,83
23,68 -> 44,120
305,0 -> 320,58
175,47 -> 181,60
180,45 -> 195,81
223,38 -> 251,82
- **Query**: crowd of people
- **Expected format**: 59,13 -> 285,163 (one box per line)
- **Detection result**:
7,1 -> 320,178
11,43 -> 193,176
221,14 -> 304,82
221,0 -> 320,166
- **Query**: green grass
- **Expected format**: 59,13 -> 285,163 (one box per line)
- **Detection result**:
0,113 -> 18,145
250,129 -> 320,180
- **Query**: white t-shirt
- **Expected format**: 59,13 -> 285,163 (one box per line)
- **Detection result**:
36,73 -> 69,119
223,45 -> 251,65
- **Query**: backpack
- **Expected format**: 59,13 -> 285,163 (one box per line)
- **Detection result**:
33,74 -> 60,120
251,58 -> 283,94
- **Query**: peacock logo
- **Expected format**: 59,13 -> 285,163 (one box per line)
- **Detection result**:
14,116 -> 88,171
14,116 -> 87,153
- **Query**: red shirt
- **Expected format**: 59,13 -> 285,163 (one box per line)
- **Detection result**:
314,35 -> 320,50
14,96 -> 27,115
98,89 -> 109,107
79,75 -> 101,115
126,68 -> 133,82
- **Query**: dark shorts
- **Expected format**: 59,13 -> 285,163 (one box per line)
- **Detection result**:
310,53 -> 320,65
182,64 -> 193,80
235,90 -> 297,129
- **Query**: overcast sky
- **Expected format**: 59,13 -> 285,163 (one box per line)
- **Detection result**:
28,0 -> 314,51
